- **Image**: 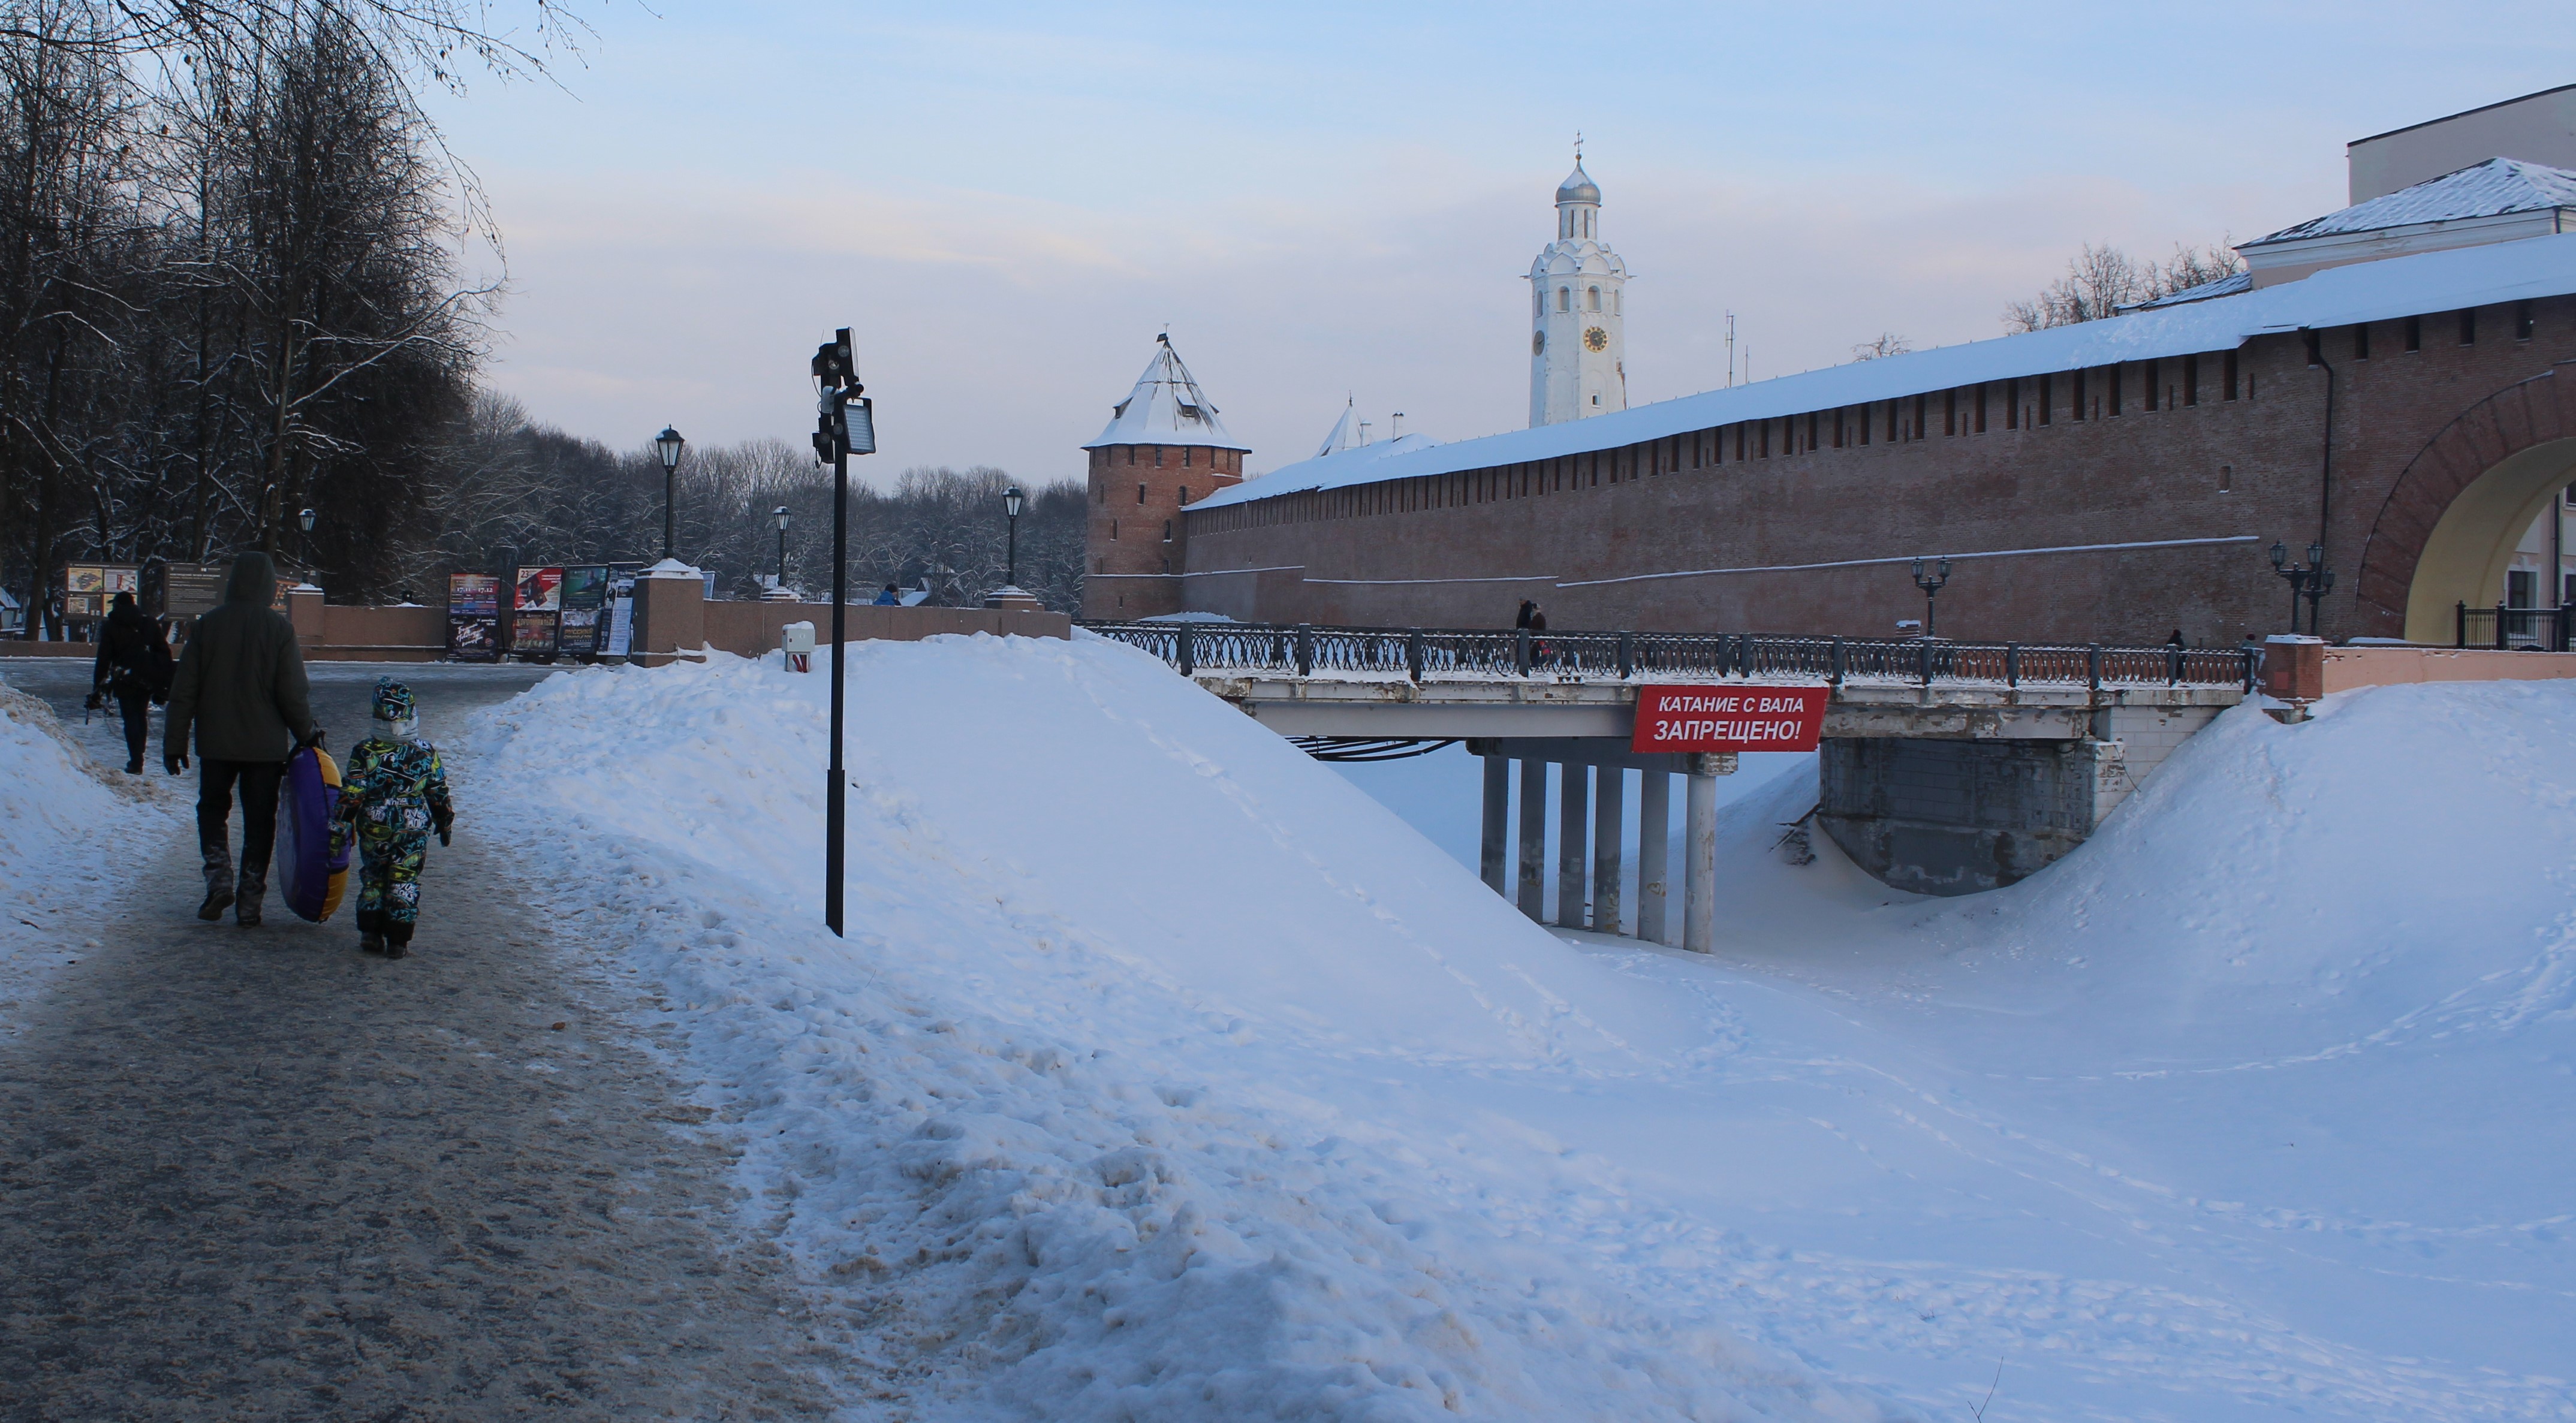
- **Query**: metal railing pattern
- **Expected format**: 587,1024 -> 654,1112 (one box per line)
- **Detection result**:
1083,621 -> 2257,690
2456,602 -> 2575,652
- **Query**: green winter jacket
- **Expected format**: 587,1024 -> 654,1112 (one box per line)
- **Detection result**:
165,552 -> 317,762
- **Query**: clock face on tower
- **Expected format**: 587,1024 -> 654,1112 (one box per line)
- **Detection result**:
1583,326 -> 1609,352
1532,330 -> 1545,354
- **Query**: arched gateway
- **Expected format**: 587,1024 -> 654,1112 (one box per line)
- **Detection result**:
2360,361 -> 2576,643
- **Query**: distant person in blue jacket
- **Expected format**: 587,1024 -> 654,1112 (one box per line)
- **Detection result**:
872,584 -> 900,605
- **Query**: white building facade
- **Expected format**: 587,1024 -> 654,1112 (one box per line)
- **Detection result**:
1527,161 -> 1629,427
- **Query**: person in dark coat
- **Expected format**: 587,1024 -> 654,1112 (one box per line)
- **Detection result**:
89,592 -> 172,774
164,552 -> 323,926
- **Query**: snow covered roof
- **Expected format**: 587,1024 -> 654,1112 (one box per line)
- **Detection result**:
2244,158 -> 2576,247
1195,230 -> 2576,512
1084,336 -> 1248,452
1315,402 -> 1358,458
2125,270 -> 2252,312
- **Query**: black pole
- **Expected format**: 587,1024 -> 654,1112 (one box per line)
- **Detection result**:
825,330 -> 852,939
777,524 -> 787,587
1923,587 -> 1936,640
662,460 -> 676,560
1006,512 -> 1019,587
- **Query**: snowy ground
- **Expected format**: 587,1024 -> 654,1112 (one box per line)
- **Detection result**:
0,671 -> 180,1038
453,634 -> 2576,1421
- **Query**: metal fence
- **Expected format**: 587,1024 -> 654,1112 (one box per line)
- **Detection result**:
2455,602 -> 2575,652
1082,620 -> 2257,690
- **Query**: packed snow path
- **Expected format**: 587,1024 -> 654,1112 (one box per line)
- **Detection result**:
0,664 -> 848,1419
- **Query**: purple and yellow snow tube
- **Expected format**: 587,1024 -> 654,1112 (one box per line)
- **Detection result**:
275,746 -> 350,923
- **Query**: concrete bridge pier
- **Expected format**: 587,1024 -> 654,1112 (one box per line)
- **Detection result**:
1471,740 -> 1733,951
1635,772 -> 1670,945
1479,753 -> 1510,894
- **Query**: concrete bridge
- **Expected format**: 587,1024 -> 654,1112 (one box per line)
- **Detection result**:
1088,620 -> 2251,943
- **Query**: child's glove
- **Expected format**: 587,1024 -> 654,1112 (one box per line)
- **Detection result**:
433,809 -> 454,847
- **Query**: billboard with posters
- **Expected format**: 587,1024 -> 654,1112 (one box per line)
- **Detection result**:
447,573 -> 501,660
557,565 -> 608,657
515,566 -> 563,613
603,562 -> 643,658
512,611 -> 559,655
1630,685 -> 1830,754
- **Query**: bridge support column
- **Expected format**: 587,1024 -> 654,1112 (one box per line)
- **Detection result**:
1516,758 -> 1546,920
1556,762 -> 1589,930
1479,753 -> 1509,896
1636,771 -> 1670,944
1591,766 -> 1623,934
1682,755 -> 1730,954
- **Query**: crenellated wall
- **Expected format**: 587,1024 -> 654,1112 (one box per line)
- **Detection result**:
1179,299 -> 2576,645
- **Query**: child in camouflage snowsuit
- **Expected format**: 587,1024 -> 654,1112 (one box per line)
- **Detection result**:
331,679 -> 456,958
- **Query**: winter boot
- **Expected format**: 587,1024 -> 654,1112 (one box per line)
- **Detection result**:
382,921 -> 412,960
125,757 -> 143,775
198,846 -> 236,922
234,869 -> 264,928
358,931 -> 385,954
357,908 -> 385,954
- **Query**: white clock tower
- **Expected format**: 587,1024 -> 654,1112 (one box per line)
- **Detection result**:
1528,155 -> 1629,427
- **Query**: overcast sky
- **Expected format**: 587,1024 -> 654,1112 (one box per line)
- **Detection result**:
424,2 -> 2575,486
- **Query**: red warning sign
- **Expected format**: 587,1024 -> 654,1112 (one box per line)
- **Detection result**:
1631,685 -> 1828,753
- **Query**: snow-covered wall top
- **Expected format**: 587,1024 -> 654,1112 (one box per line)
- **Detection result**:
1198,231 -> 2576,511
2246,158 -> 2576,246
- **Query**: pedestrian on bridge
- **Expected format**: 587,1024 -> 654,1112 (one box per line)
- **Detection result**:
163,551 -> 324,927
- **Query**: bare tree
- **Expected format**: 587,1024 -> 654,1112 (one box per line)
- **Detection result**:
1851,332 -> 1912,361
2003,239 -> 2246,333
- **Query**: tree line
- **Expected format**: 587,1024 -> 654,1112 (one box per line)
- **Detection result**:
0,1 -> 1083,635
434,395 -> 1084,613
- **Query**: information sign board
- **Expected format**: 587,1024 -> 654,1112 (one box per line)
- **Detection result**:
1631,685 -> 1829,753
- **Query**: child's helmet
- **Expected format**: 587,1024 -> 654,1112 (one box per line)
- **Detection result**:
372,677 -> 419,739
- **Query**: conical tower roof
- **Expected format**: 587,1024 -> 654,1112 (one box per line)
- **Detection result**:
1314,399 -> 1358,458
1084,336 -> 1249,451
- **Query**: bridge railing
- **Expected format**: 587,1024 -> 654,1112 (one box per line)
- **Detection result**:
1081,620 -> 2257,691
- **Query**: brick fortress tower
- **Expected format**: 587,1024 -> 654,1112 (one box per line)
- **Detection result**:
1081,334 -> 1249,619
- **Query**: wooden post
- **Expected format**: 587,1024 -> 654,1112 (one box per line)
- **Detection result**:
1590,764 -> 1623,934
1516,757 -> 1547,920
1556,762 -> 1589,930
1479,753 -> 1509,896
1636,771 -> 1670,944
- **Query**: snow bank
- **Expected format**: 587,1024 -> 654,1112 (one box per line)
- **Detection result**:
468,638 -> 1879,1422
0,682 -> 174,1033
468,641 -> 2576,1421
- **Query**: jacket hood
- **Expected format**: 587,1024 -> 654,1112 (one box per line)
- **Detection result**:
222,551 -> 277,605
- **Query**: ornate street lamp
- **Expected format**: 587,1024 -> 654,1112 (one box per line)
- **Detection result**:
773,505 -> 791,589
2270,541 -> 2332,635
297,507 -> 316,572
809,327 -> 875,939
1911,556 -> 1951,639
655,425 -> 686,559
1002,484 -> 1025,589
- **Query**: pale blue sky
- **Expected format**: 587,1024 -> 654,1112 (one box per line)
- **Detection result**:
427,2 -> 2575,484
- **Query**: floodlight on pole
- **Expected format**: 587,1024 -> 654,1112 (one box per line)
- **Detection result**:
810,328 -> 872,938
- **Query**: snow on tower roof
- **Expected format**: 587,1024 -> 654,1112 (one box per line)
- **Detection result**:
1194,230 -> 2576,512
2244,158 -> 2576,247
1084,336 -> 1249,452
1556,162 -> 1601,206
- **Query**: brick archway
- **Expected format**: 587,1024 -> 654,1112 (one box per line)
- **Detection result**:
2357,361 -> 2576,639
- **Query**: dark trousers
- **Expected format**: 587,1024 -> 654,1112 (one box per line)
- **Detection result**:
198,759 -> 284,882
114,692 -> 149,767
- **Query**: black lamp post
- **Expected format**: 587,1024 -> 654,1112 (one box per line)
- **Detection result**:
297,507 -> 316,572
2270,541 -> 2333,635
1002,484 -> 1025,589
654,425 -> 686,559
773,505 -> 791,590
809,327 -> 875,939
1911,555 -> 1951,638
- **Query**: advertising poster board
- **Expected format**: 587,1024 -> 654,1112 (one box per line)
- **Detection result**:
61,564 -> 138,625
513,611 -> 560,656
558,565 -> 607,657
516,565 -> 564,613
603,563 -> 643,658
446,573 -> 500,660
1630,685 -> 1829,754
